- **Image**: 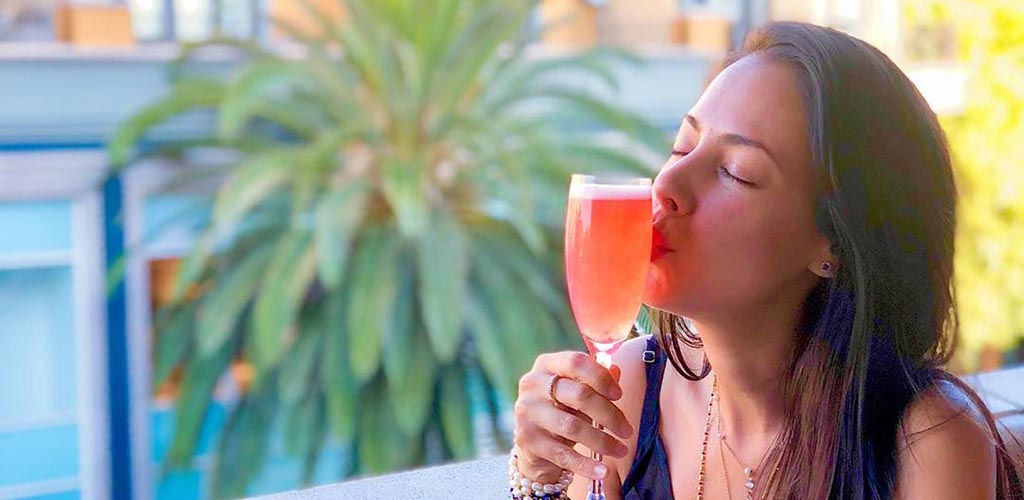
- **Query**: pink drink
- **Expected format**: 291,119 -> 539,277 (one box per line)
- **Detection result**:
565,183 -> 652,349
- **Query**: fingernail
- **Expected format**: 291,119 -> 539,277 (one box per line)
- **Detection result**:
619,423 -> 633,438
594,464 -> 608,479
616,443 -> 629,457
611,386 -> 623,400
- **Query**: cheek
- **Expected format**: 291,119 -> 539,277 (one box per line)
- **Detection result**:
729,217 -> 809,271
705,190 -> 816,262
731,211 -> 818,290
644,192 -> 818,310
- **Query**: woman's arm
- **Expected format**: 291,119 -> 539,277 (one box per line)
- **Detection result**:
895,383 -> 997,499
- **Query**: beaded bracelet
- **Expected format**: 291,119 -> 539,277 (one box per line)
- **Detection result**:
508,452 -> 573,500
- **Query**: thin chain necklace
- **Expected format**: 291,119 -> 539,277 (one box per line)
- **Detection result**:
717,394 -> 774,500
717,395 -> 735,500
695,375 -> 717,500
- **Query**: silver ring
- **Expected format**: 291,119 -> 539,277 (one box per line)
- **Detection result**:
546,374 -> 565,406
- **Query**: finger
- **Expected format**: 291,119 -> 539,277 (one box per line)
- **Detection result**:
534,403 -> 628,458
518,371 -> 586,419
513,426 -> 581,483
532,433 -> 609,480
552,401 -> 594,428
515,449 -> 563,485
537,351 -> 622,401
513,380 -> 599,450
552,377 -> 633,439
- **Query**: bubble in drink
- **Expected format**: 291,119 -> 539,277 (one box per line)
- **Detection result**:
565,183 -> 652,347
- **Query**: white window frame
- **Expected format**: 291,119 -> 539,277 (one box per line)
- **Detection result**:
0,149 -> 110,500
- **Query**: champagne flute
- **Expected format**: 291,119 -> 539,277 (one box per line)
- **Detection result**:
564,174 -> 653,500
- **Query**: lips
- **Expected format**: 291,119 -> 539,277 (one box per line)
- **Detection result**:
651,226 -> 674,261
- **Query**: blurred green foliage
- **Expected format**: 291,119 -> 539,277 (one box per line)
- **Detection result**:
109,0 -> 666,497
910,0 -> 1024,365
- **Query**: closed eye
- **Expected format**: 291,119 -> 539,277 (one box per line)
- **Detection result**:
718,166 -> 755,187
671,149 -> 689,157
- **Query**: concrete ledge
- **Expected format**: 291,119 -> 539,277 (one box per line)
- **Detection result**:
249,455 -> 509,500
964,366 -> 1024,416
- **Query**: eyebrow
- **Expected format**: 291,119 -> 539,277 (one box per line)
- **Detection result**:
683,114 -> 779,165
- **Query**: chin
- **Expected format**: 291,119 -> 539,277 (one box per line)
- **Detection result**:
642,299 -> 688,319
642,277 -> 708,320
642,285 -> 682,316
644,264 -> 690,312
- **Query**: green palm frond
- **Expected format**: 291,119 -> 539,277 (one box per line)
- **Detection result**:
417,207 -> 470,361
108,79 -> 226,166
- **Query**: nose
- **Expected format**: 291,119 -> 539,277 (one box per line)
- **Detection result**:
653,157 -> 696,215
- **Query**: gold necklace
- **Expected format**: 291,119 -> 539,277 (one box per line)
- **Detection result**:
720,413 -> 737,500
717,398 -> 773,500
717,397 -> 735,500
695,376 -> 717,500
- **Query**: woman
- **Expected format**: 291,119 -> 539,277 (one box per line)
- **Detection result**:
510,22 -> 1023,499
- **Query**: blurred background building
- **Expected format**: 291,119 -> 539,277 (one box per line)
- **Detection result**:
0,1 -> 1020,500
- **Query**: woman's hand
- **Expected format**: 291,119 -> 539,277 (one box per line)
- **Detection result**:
512,351 -> 634,484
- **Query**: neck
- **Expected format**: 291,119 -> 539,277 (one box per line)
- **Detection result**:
687,281 -> 815,454
698,311 -> 792,438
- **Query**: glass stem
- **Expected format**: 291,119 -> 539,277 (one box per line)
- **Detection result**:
588,350 -> 613,500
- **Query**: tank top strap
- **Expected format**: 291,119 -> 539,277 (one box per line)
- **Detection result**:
638,334 -> 667,447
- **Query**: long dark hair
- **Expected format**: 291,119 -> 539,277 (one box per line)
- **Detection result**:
654,21 -> 1023,498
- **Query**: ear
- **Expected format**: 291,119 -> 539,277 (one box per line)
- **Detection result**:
808,237 -> 838,279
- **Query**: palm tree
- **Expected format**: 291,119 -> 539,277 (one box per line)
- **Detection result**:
109,0 -> 667,497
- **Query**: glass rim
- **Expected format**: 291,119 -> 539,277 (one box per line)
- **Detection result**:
570,174 -> 652,185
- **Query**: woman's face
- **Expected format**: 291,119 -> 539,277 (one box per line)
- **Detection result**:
644,57 -> 832,317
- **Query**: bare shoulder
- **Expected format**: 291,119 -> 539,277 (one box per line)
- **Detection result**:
606,336 -> 656,482
896,379 -> 997,499
612,335 -> 654,384
901,379 -> 992,447
610,335 -> 655,424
